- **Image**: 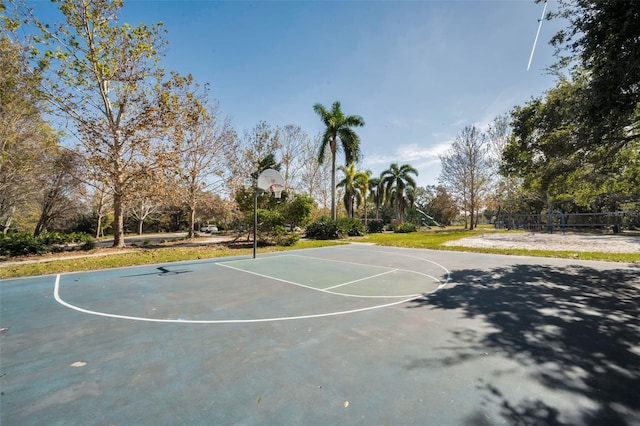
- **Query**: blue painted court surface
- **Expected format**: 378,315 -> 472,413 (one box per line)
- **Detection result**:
1,244 -> 639,425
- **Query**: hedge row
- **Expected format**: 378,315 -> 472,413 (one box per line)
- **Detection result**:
305,216 -> 366,240
0,231 -> 96,257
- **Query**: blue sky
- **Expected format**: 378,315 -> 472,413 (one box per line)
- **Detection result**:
33,0 -> 566,188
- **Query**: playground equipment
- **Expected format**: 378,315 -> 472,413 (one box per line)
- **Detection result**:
415,209 -> 443,228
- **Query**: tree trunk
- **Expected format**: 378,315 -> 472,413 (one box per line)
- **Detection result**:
188,206 -> 196,239
95,213 -> 103,238
34,214 -> 47,237
2,207 -> 15,234
112,192 -> 125,248
138,218 -> 143,235
364,198 -> 368,225
330,147 -> 337,221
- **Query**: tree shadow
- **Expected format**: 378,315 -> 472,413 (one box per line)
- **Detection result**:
408,263 -> 640,425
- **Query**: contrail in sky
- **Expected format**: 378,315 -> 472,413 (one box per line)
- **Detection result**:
527,0 -> 548,71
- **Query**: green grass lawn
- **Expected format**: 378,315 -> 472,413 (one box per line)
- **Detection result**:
1,230 -> 637,279
0,240 -> 343,279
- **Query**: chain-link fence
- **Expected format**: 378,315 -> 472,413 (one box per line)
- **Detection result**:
495,211 -> 640,233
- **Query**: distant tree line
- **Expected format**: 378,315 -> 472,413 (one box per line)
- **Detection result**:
2,0 -> 637,247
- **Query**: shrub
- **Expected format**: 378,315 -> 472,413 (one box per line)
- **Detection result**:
305,216 -> 366,239
395,222 -> 418,233
0,233 -> 44,256
81,239 -> 97,250
0,231 -> 95,257
305,216 -> 340,240
275,233 -> 300,247
366,219 -> 385,233
335,217 -> 365,237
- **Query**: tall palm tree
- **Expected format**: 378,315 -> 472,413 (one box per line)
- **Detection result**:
337,164 -> 369,217
368,177 -> 383,220
380,163 -> 419,223
355,169 -> 371,224
313,101 -> 365,220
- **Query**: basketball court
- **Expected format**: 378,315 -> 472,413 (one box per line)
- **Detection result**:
1,244 -> 639,424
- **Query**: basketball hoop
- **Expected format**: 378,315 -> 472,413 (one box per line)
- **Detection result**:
253,168 -> 286,259
270,184 -> 284,199
257,169 -> 285,199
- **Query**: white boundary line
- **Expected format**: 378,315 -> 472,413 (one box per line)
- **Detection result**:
330,246 -> 452,289
52,246 -> 452,324
220,256 -> 436,298
322,269 -> 397,290
53,274 -> 421,324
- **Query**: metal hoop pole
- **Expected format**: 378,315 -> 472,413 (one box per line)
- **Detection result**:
253,188 -> 257,259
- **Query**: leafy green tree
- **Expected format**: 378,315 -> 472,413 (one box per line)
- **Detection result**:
502,75 -> 640,211
282,193 -> 314,229
313,101 -> 365,220
380,163 -> 418,223
34,0 -> 175,247
549,0 -> 640,153
355,169 -> 371,224
368,177 -> 383,221
336,163 -> 368,218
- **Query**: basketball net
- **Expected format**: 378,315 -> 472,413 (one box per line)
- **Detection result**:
269,184 -> 284,199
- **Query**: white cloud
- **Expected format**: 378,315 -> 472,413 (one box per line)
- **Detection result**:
387,118 -> 431,129
449,118 -> 467,127
364,142 -> 452,167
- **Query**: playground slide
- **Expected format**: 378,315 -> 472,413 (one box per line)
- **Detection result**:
415,209 -> 442,228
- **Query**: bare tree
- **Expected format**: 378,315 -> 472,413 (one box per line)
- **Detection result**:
127,191 -> 162,236
487,114 -> 521,221
439,126 -> 492,230
277,124 -> 309,191
33,147 -> 84,236
228,121 -> 280,192
298,134 -> 332,212
162,79 -> 237,238
88,183 -> 113,238
487,114 -> 512,163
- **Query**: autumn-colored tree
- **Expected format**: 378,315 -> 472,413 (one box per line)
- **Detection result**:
161,76 -> 237,238
0,22 -> 58,233
35,0 -> 175,247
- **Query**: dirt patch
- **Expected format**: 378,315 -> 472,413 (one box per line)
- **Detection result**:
444,231 -> 640,253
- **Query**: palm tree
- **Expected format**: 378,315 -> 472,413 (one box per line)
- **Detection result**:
368,177 -> 383,220
355,169 -> 371,224
380,163 -> 419,223
337,164 -> 369,217
313,101 -> 365,220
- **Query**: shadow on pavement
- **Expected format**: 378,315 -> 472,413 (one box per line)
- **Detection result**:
407,263 -> 640,425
